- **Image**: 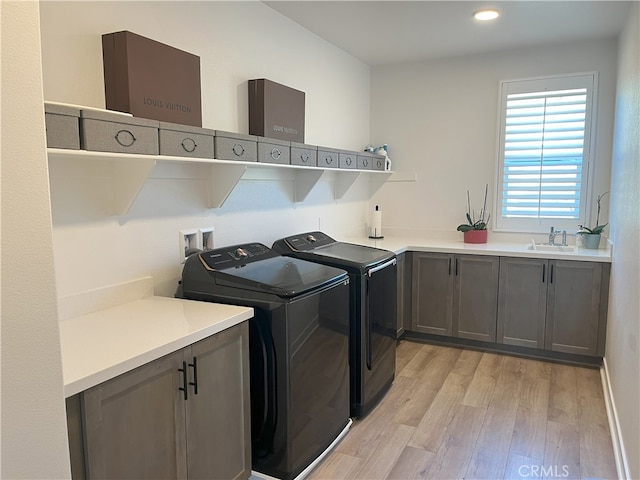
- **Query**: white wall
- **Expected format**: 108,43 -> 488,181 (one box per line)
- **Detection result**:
370,38 -> 618,242
38,1 -> 372,298
0,2 -> 71,478
606,3 -> 640,478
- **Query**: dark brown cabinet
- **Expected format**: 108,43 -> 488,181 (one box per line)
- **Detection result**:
69,322 -> 251,480
411,252 -> 499,342
497,258 -> 609,357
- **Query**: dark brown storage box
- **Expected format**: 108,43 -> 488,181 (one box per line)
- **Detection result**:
290,142 -> 317,167
257,137 -> 290,165
102,30 -> 202,127
159,122 -> 215,159
339,151 -> 357,170
80,109 -> 159,155
372,154 -> 387,171
356,152 -> 373,170
248,78 -> 305,143
317,147 -> 339,169
45,103 -> 80,150
214,131 -> 257,162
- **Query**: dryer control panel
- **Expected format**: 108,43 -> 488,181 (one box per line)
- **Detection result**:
276,231 -> 336,252
198,242 -> 277,270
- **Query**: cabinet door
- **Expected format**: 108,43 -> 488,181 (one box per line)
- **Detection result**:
396,252 -> 405,338
497,257 -> 548,348
411,252 -> 454,336
545,260 -> 602,356
83,349 -> 188,480
453,255 -> 499,342
186,322 -> 251,480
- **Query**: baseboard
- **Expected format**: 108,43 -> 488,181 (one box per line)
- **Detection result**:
601,357 -> 631,479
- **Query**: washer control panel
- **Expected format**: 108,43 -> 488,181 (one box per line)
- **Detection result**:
198,242 -> 277,270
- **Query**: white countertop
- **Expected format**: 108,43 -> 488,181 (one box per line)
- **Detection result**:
342,233 -> 612,262
60,296 -> 253,397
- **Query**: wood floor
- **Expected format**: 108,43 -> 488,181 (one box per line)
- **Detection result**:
308,340 -> 618,480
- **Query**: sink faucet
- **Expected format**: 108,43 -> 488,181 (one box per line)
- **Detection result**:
549,227 -> 568,246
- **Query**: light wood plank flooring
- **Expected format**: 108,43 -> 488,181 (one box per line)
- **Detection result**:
309,340 -> 617,480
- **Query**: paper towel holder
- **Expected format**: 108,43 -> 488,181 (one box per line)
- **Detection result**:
369,205 -> 384,239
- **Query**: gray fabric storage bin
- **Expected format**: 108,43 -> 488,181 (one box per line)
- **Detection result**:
45,103 -> 80,150
290,142 -> 317,167
356,152 -> 373,170
159,122 -> 215,159
257,137 -> 290,165
214,131 -> 257,162
80,109 -> 159,155
372,154 -> 387,171
338,151 -> 357,169
317,147 -> 339,169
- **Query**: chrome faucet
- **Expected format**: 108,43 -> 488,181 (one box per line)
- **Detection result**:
549,227 -> 568,246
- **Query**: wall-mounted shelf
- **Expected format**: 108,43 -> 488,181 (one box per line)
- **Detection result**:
47,148 -> 393,215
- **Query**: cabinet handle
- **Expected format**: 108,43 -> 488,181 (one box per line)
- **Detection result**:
448,257 -> 452,276
542,263 -> 546,283
550,264 -> 554,284
178,361 -> 188,400
455,258 -> 459,276
189,356 -> 198,395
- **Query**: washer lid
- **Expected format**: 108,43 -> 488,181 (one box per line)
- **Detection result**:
311,242 -> 395,268
213,255 -> 348,297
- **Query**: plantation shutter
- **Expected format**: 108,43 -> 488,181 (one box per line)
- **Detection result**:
496,74 -> 596,232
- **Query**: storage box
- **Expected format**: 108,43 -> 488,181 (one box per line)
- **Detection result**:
290,142 -> 317,167
214,131 -> 257,162
356,152 -> 373,170
338,151 -> 357,169
248,78 -> 305,143
317,148 -> 339,169
372,154 -> 387,171
80,109 -> 159,155
257,137 -> 290,165
45,103 -> 80,149
159,122 -> 215,159
102,30 -> 202,127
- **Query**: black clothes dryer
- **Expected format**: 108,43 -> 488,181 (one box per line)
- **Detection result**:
272,231 -> 397,418
177,242 -> 351,480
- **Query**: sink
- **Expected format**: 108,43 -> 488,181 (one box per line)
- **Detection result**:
527,244 -> 575,252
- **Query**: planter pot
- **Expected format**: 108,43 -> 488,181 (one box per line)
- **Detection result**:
581,233 -> 601,249
463,229 -> 488,244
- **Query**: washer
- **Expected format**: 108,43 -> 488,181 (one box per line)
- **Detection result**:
177,242 -> 351,480
273,231 -> 397,418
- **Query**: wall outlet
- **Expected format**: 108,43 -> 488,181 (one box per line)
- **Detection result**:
200,227 -> 215,251
179,229 -> 200,263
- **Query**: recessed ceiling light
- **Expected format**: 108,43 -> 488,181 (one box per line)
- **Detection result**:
473,9 -> 500,21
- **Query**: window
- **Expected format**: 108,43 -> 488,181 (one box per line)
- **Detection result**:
495,73 -> 597,233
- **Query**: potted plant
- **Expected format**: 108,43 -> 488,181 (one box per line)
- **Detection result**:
577,192 -> 609,249
457,185 -> 490,244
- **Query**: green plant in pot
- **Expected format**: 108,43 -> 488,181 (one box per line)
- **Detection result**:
457,184 -> 490,244
577,191 -> 608,249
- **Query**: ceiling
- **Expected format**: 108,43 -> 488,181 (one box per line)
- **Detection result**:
264,1 -> 633,66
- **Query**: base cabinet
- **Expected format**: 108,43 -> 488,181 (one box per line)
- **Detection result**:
497,258 -> 608,357
69,322 -> 251,480
411,253 -> 499,342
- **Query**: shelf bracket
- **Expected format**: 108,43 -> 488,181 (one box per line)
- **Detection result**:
208,163 -> 248,208
335,171 -> 363,199
112,158 -> 156,215
369,171 -> 394,197
294,169 -> 327,203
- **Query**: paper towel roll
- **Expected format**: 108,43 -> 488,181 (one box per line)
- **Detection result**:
369,205 -> 383,239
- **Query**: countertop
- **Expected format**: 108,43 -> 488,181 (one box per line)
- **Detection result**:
341,233 -> 612,262
60,296 -> 253,397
